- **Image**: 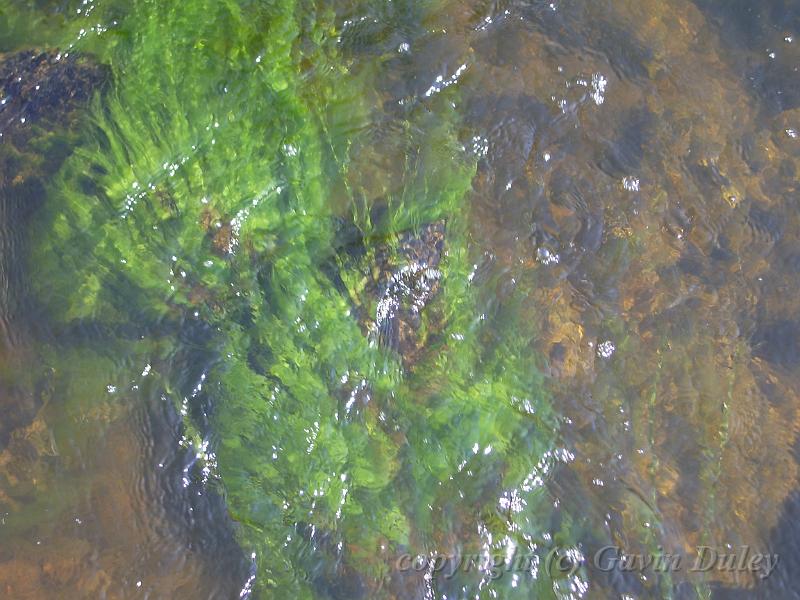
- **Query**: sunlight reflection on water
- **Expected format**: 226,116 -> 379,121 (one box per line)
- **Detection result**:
1,1 -> 800,599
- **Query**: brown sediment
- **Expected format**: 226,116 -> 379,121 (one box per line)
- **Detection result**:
459,0 -> 800,593
0,411 -> 243,599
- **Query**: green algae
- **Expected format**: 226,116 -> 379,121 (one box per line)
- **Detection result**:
19,0 -> 583,596
3,0 -> 796,597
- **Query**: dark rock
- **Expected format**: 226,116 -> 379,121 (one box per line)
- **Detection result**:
693,0 -> 800,116
0,49 -> 108,144
739,131 -> 770,173
751,319 -> 800,368
597,108 -> 653,179
514,3 -> 653,81
747,202 -> 784,243
373,220 -> 446,365
466,93 -> 552,187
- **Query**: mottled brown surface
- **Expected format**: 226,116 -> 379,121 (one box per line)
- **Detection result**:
459,0 -> 800,594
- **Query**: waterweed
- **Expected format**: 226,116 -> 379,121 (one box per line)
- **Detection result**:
22,0 -> 592,596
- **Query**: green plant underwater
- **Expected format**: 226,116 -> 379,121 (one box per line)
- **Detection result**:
21,0 -> 593,597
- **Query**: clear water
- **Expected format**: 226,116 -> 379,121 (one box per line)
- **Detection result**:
1,1 -> 800,598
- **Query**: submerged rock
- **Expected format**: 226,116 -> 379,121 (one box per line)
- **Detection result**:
338,216 -> 447,370
370,220 -> 445,366
0,50 -> 107,143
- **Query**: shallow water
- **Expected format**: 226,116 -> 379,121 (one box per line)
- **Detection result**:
1,1 -> 800,598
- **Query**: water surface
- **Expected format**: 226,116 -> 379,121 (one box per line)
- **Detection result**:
1,1 -> 799,599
